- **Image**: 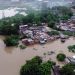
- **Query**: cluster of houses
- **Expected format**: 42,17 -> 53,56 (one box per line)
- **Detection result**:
56,16 -> 75,31
19,24 -> 59,45
19,15 -> 75,45
52,55 -> 75,75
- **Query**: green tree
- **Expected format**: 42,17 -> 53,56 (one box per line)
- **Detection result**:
4,35 -> 19,46
20,56 -> 42,75
57,53 -> 66,62
39,61 -> 53,75
68,45 -> 75,53
47,31 -> 59,36
20,56 -> 53,75
61,64 -> 75,75
52,6 -> 73,20
48,21 -> 55,28
60,15 -> 70,20
20,62 -> 40,75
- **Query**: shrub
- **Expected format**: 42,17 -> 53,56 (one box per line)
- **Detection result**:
4,35 -> 19,46
68,45 -> 75,53
57,53 -> 66,62
19,45 -> 26,49
47,31 -> 59,36
62,31 -> 73,36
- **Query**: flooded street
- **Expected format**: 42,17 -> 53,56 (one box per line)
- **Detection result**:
0,36 -> 75,75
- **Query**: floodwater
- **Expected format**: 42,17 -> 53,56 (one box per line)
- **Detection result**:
0,36 -> 75,75
0,7 -> 27,19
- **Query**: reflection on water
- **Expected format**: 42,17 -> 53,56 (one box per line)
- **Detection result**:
0,36 -> 75,75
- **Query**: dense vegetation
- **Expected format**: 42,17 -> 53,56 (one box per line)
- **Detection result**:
4,35 -> 19,46
52,6 -> 73,20
47,31 -> 59,36
60,63 -> 75,75
62,31 -> 75,36
68,45 -> 75,53
0,6 -> 73,35
20,56 -> 54,75
0,14 -> 24,35
56,53 -> 66,62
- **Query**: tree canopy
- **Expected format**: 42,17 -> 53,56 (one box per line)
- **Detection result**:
56,53 -> 66,62
61,63 -> 75,75
20,56 -> 53,75
4,35 -> 19,46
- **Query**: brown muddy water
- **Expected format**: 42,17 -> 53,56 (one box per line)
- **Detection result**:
0,36 -> 75,75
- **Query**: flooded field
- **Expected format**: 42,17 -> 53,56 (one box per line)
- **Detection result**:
0,36 -> 75,75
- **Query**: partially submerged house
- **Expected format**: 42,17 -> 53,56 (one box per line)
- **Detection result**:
19,24 -> 59,45
22,38 -> 34,45
66,56 -> 75,64
56,18 -> 75,32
